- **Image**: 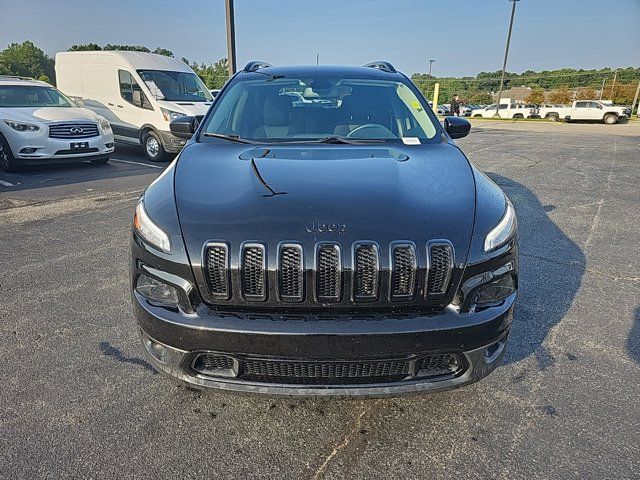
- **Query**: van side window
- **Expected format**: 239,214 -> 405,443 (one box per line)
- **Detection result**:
118,70 -> 153,110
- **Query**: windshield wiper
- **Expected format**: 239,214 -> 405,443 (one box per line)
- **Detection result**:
203,133 -> 255,144
276,136 -> 387,145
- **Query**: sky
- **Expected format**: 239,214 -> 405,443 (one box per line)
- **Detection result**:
2,0 -> 639,77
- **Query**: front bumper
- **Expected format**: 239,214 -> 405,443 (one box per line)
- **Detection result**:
133,291 -> 514,397
5,130 -> 114,164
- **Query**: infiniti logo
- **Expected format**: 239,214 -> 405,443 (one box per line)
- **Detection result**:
69,127 -> 84,134
305,221 -> 348,235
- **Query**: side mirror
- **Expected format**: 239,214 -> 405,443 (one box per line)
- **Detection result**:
597,104 -> 603,109
444,116 -> 471,139
170,115 -> 199,139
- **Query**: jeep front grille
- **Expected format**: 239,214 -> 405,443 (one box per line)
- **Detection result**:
426,242 -> 454,297
241,244 -> 267,301
202,240 -> 455,306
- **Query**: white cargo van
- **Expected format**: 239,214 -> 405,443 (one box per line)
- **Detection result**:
55,51 -> 214,161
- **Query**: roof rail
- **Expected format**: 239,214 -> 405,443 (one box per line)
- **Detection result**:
363,61 -> 397,73
243,61 -> 273,73
0,74 -> 35,81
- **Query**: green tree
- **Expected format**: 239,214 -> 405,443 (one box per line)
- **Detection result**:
0,41 -> 54,81
183,58 -> 229,89
68,43 -> 102,51
103,44 -> 150,52
152,47 -> 174,57
548,87 -> 573,104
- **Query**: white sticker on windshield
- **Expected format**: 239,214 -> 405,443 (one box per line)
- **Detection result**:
402,137 -> 421,145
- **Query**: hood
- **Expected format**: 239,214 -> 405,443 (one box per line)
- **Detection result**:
156,100 -> 211,116
2,107 -> 101,123
174,143 -> 476,269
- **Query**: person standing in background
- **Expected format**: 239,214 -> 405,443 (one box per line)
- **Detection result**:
451,94 -> 461,116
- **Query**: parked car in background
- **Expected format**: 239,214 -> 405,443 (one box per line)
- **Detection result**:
538,100 -> 630,124
436,104 -> 450,115
209,89 -> 220,98
0,76 -> 114,172
131,61 -> 518,396
55,51 -> 214,161
471,103 -> 535,119
460,105 -> 473,116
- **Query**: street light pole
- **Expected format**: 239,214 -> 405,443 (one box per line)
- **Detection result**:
609,68 -> 618,100
428,59 -> 436,77
225,0 -> 237,76
495,0 -> 520,117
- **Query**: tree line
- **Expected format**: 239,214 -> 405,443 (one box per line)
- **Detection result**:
0,40 -> 229,89
412,67 -> 640,105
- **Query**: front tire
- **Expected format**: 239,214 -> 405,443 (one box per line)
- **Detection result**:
603,113 -> 618,125
513,113 -> 524,119
143,131 -> 169,162
0,134 -> 18,173
547,113 -> 559,122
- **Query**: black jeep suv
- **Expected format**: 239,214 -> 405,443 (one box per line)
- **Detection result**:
131,61 -> 518,396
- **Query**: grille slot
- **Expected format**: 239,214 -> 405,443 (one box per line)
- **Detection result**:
204,243 -> 230,299
426,242 -> 454,297
191,354 -> 236,377
390,243 -> 416,299
354,243 -> 379,300
278,244 -> 303,302
49,122 -> 99,139
316,244 -> 341,302
241,244 -> 267,301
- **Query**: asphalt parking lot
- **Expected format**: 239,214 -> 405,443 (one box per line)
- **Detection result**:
1,121 -> 639,479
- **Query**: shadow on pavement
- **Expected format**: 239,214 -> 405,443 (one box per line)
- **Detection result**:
628,308 -> 640,364
487,173 -> 586,368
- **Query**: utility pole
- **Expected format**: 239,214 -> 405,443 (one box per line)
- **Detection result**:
428,59 -> 436,77
495,0 -> 520,117
225,0 -> 237,76
609,68 -> 618,100
316,53 -> 319,66
599,77 -> 606,100
631,79 -> 640,117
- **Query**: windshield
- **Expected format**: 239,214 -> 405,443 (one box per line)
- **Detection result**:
0,85 -> 74,108
202,74 -> 439,142
138,70 -> 213,102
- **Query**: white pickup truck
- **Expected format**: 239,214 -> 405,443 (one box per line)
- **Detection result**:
538,100 -> 630,124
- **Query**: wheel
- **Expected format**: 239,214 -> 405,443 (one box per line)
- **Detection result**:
603,113 -> 618,125
473,114 -> 482,118
513,114 -> 524,119
143,130 -> 169,162
547,113 -> 559,122
90,157 -> 110,165
0,134 -> 18,173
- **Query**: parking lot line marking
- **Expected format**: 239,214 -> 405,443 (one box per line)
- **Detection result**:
0,179 -> 14,187
110,159 -> 164,169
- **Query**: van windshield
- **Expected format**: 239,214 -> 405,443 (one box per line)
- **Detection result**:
202,74 -> 439,143
0,86 -> 74,108
137,70 -> 213,102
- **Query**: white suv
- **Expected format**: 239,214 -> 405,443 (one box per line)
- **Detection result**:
0,76 -> 114,172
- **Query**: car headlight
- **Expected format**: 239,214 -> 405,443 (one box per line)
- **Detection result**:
99,117 -> 112,133
133,200 -> 171,252
484,200 -> 517,252
3,120 -> 40,132
160,108 -> 186,122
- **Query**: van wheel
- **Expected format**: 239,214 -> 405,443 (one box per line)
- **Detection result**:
603,113 -> 618,125
143,131 -> 169,162
473,114 -> 482,118
547,113 -> 559,122
513,113 -> 524,119
0,134 -> 18,173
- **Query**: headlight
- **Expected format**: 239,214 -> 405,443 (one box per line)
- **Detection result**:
133,200 -> 171,252
99,117 -> 112,133
3,120 -> 40,132
484,200 -> 517,252
160,108 -> 186,122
